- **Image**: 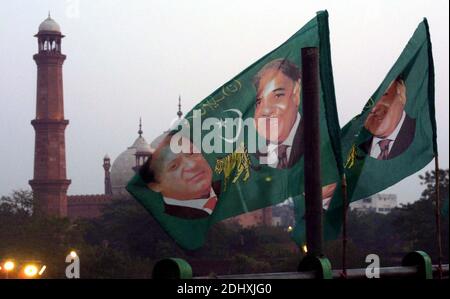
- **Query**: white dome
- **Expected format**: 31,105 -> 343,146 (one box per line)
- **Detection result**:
149,132 -> 170,152
110,136 -> 150,197
39,15 -> 61,33
135,140 -> 152,154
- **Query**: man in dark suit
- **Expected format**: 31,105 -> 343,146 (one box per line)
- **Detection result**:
361,78 -> 416,160
140,133 -> 220,219
162,180 -> 221,219
252,58 -> 304,169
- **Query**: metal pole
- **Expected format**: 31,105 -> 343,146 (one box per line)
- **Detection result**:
434,155 -> 443,279
302,47 -> 323,257
341,175 -> 348,278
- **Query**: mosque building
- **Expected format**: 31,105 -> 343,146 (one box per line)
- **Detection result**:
30,14 -> 271,226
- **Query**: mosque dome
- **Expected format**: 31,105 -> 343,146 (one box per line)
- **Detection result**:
38,14 -> 61,33
135,139 -> 152,154
110,132 -> 151,197
149,132 -> 169,152
108,99 -> 183,197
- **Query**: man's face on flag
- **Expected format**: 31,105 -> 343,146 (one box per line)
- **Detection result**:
148,136 -> 213,200
364,79 -> 406,138
254,68 -> 301,143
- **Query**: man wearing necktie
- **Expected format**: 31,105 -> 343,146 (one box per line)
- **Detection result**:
253,58 -> 304,169
361,77 -> 416,160
139,133 -> 221,219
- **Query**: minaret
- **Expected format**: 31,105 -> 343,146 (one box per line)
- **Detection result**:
29,14 -> 70,217
103,154 -> 113,196
134,118 -> 151,171
177,95 -> 183,119
262,207 -> 273,226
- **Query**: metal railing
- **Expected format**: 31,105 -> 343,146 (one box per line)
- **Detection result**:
152,251 -> 448,279
194,264 -> 448,279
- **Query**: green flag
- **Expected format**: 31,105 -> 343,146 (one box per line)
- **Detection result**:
341,18 -> 435,201
127,11 -> 342,250
294,18 -> 437,245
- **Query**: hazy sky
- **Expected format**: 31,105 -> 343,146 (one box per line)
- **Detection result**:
0,0 -> 448,204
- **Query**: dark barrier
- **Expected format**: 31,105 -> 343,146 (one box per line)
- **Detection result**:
153,251 -> 448,279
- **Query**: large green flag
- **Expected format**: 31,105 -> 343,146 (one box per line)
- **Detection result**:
293,18 -> 437,245
127,11 -> 343,250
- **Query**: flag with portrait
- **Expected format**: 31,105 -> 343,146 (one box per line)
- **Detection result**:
127,11 -> 343,250
307,18 -> 437,243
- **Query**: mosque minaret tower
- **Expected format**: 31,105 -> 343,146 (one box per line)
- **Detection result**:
29,14 -> 70,217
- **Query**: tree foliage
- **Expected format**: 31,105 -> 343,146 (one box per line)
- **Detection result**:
346,169 -> 449,266
0,169 -> 448,277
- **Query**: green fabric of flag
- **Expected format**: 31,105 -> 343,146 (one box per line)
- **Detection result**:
293,18 -> 437,246
127,11 -> 342,250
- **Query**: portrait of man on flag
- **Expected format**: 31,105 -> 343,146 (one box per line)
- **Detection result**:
139,132 -> 221,220
128,11 -> 344,250
360,77 -> 416,160
253,58 -> 304,169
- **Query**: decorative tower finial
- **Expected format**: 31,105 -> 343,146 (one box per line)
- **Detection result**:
138,117 -> 143,137
48,11 -> 51,18
103,154 -> 113,196
177,95 -> 183,119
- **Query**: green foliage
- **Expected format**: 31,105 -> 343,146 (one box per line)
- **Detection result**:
346,168 -> 449,266
419,169 -> 449,202
78,245 -> 153,279
1,169 -> 448,277
324,239 -> 366,269
228,254 -> 271,274
0,192 -> 155,278
0,189 -> 33,215
0,191 -> 84,278
81,198 -> 185,260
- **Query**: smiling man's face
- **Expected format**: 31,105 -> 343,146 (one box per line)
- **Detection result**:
149,137 -> 212,200
254,69 -> 301,143
364,79 -> 406,138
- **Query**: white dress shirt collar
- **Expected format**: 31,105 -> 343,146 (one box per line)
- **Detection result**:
266,112 -> 301,167
163,188 -> 216,215
370,111 -> 406,158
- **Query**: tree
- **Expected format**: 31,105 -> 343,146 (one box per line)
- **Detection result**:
344,169 -> 449,266
416,168 -> 449,263
419,169 -> 449,203
0,191 -> 156,278
0,189 -> 33,218
0,190 -> 86,278
228,254 -> 271,274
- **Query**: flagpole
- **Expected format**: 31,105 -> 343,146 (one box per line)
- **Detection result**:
434,154 -> 443,279
302,47 -> 323,257
341,175 -> 348,278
